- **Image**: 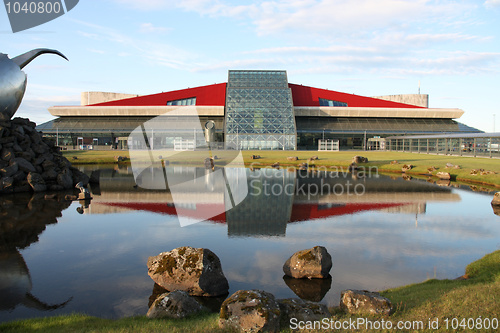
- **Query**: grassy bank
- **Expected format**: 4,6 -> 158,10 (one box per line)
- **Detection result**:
63,150 -> 130,165
1,250 -> 498,332
64,150 -> 500,187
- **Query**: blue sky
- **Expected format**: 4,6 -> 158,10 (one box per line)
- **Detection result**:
1,0 -> 500,132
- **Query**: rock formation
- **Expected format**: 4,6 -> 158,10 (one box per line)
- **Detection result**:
147,246 -> 229,297
352,156 -> 368,163
219,289 -> 281,333
278,298 -> 330,326
436,172 -> 451,180
0,118 -> 89,195
283,246 -> 332,279
146,290 -> 206,319
339,289 -> 393,315
492,192 -> 500,206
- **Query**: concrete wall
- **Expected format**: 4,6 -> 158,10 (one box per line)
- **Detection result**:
293,106 -> 463,119
372,94 -> 429,108
49,105 -> 225,117
81,91 -> 139,105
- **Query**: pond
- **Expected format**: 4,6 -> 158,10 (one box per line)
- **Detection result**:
1,165 -> 499,322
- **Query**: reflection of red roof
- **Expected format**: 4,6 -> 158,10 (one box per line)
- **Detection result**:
289,202 -> 409,222
96,202 -> 409,223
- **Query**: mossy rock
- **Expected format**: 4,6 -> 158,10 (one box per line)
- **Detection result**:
147,246 -> 228,296
219,289 -> 280,332
283,246 -> 332,279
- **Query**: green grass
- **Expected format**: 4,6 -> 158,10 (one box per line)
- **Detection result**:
62,150 -> 130,165
0,312 -> 227,333
64,150 -> 500,187
2,251 -> 499,332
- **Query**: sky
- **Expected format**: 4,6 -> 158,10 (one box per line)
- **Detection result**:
1,0 -> 500,132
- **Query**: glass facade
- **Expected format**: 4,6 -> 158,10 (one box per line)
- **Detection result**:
386,134 -> 500,158
295,117 -> 481,149
167,97 -> 196,106
36,116 -> 224,149
319,98 -> 348,107
224,70 -> 297,150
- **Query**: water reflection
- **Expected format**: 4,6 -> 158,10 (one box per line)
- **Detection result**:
1,165 -> 498,323
91,166 -> 460,238
0,193 -> 73,312
282,275 -> 332,302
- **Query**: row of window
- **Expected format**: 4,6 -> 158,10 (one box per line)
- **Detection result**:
167,97 -> 196,106
319,98 -> 348,107
164,96 -> 348,108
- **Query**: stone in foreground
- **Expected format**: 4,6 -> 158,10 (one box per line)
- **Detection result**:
147,246 -> 229,296
340,289 -> 393,315
146,290 -> 205,319
283,246 -> 332,279
219,289 -> 280,333
278,298 -> 330,326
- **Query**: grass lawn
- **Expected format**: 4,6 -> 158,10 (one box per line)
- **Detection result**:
1,250 -> 498,332
64,150 -> 500,187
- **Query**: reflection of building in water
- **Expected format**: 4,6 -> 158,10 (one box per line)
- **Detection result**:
89,166 -> 461,237
226,169 -> 295,237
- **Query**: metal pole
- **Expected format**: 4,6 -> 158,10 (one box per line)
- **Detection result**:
56,127 -> 59,146
490,137 -> 492,158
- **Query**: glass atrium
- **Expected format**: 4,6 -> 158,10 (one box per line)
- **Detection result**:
224,70 -> 297,150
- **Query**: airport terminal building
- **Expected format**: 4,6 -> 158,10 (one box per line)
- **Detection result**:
37,70 -> 480,150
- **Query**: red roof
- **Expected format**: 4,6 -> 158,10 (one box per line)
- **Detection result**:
88,82 -> 424,109
90,83 -> 227,107
289,84 -> 425,108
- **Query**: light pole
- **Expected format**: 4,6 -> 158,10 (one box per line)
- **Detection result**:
494,114 -> 496,132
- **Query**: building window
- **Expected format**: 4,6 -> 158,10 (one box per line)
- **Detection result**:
167,97 -> 196,106
319,98 -> 347,107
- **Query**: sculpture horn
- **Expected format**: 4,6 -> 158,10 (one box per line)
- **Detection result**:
11,48 -> 68,69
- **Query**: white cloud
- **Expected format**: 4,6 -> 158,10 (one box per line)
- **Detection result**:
111,0 -> 171,10
88,48 -> 106,54
71,19 -> 195,70
139,23 -> 171,34
485,0 -> 500,7
111,0 -> 472,37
